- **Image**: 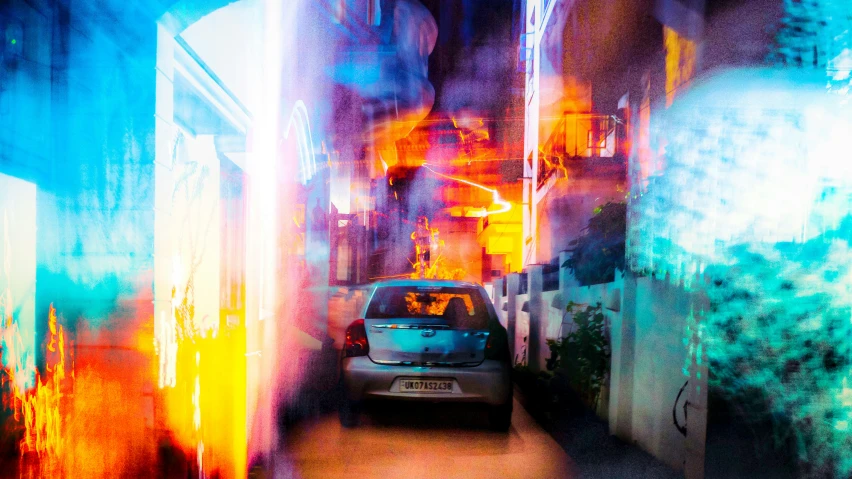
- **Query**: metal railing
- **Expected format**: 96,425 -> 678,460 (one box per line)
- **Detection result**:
538,113 -> 620,188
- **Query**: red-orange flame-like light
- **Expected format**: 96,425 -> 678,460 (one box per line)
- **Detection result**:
21,305 -> 64,463
410,217 -> 466,280
0,304 -> 66,476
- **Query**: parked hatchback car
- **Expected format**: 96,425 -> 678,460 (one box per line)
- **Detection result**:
338,279 -> 513,431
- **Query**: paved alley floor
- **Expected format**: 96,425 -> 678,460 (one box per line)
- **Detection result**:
544,411 -> 682,479
271,398 -> 575,479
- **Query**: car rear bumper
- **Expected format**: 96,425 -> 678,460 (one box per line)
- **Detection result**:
341,356 -> 512,405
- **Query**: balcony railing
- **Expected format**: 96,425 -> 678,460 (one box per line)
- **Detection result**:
538,113 -> 621,188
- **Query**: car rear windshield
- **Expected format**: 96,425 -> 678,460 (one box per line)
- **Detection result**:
365,285 -> 490,329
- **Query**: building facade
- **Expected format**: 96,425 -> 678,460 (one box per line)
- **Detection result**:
0,0 -> 437,476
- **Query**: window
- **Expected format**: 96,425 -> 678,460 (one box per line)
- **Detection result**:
333,0 -> 345,24
365,286 -> 490,329
587,116 -> 613,150
368,0 -> 381,26
220,157 -> 246,327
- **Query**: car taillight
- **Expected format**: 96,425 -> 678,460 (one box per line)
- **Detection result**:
485,329 -> 509,362
344,319 -> 369,358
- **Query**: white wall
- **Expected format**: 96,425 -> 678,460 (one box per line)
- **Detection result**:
0,173 -> 37,382
170,132 -> 222,337
541,290 -> 562,340
552,278 -> 623,422
495,268 -> 707,476
630,276 -> 692,471
180,0 -> 264,113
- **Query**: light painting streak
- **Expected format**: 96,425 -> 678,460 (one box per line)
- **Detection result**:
422,163 -> 512,216
155,309 -> 177,389
284,100 -> 318,185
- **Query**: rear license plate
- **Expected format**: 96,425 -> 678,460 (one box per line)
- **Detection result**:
398,378 -> 454,393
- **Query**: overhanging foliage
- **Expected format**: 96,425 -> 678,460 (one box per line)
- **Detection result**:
563,202 -> 626,286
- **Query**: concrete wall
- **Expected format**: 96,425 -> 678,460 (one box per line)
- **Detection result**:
541,290 -> 562,340
495,264 -> 708,478
514,293 -> 530,366
628,275 -> 690,471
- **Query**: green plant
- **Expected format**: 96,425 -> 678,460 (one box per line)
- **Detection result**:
546,302 -> 610,408
563,202 -> 626,286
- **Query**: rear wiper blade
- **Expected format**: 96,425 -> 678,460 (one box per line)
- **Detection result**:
370,323 -> 451,330
371,359 -> 482,367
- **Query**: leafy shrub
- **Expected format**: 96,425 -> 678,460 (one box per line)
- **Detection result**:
546,302 -> 610,408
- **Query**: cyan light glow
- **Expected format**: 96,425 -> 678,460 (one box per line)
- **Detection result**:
628,53 -> 852,479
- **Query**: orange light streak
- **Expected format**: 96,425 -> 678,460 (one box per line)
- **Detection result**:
421,164 -> 512,216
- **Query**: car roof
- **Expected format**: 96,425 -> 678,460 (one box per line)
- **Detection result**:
371,278 -> 482,289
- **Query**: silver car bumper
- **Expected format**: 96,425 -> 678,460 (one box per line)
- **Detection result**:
341,356 -> 511,405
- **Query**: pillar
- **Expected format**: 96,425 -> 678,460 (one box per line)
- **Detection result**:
527,264 -> 545,373
610,269 -> 637,440
506,273 -> 520,360
492,277 -> 506,329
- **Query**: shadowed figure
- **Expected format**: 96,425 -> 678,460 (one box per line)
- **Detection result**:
387,293 -> 410,317
443,297 -> 470,329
